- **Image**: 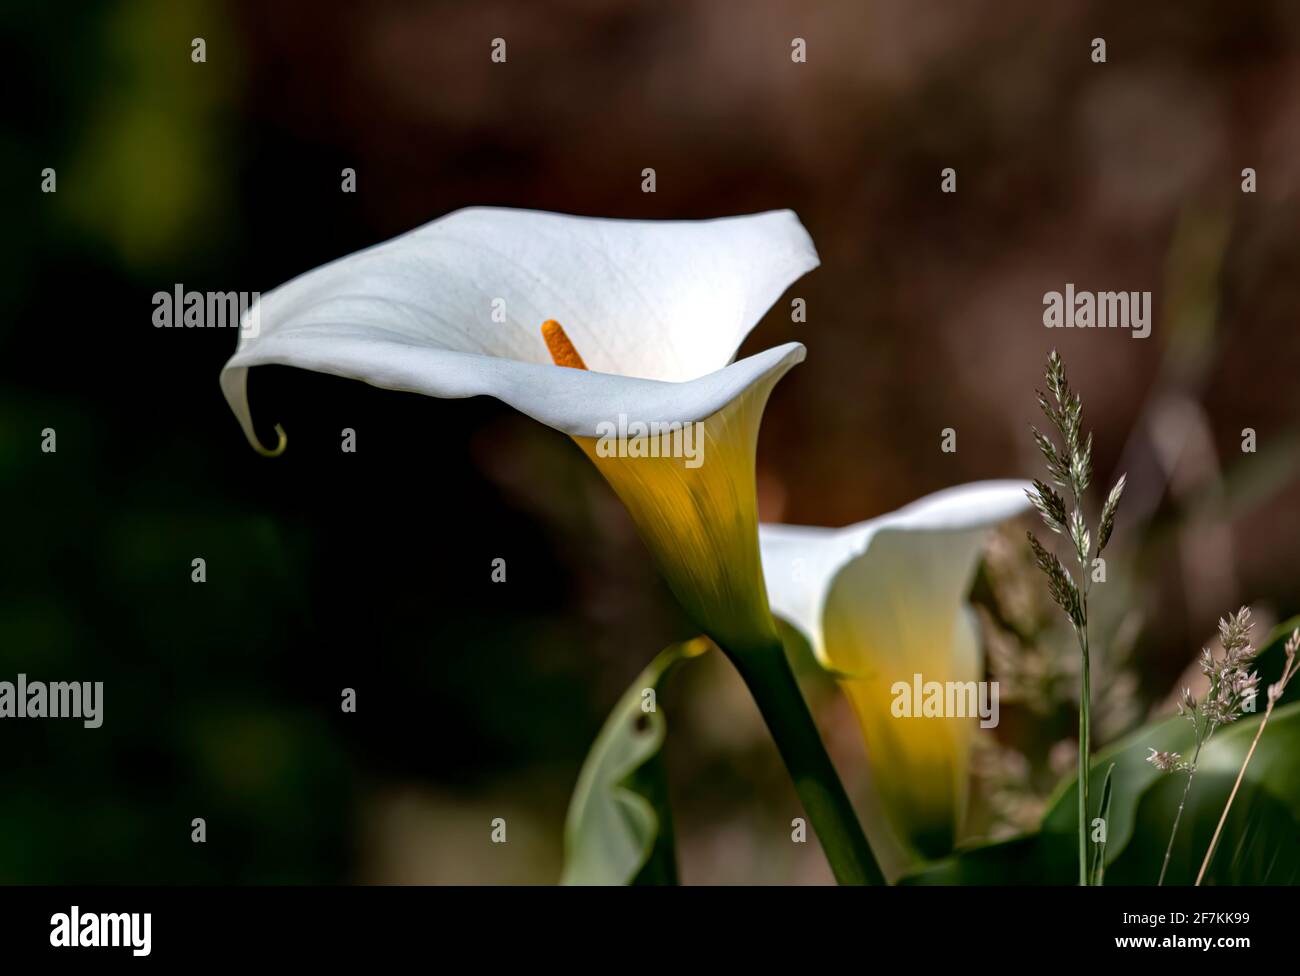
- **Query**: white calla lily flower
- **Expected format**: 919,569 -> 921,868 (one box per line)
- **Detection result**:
220,207 -> 816,649
218,206 -> 892,883
759,480 -> 1033,863
220,207 -> 814,445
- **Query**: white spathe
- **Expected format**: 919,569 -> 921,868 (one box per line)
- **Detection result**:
759,480 -> 1033,863
220,207 -> 818,452
760,482 -> 1032,672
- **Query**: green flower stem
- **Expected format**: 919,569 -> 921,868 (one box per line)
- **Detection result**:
1077,615 -> 1091,886
727,637 -> 885,885
1159,734 -> 1206,886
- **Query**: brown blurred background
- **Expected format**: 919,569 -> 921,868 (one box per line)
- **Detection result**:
1,0 -> 1298,883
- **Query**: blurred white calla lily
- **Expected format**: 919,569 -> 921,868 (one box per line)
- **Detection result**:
220,207 -> 816,648
759,481 -> 1032,863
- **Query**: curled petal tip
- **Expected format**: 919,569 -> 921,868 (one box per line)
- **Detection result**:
253,423 -> 287,458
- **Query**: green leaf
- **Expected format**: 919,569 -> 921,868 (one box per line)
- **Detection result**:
1089,763 -> 1115,886
1108,701 -> 1300,884
560,638 -> 709,885
1042,617 -> 1300,869
896,833 -> 1046,885
901,618 -> 1300,885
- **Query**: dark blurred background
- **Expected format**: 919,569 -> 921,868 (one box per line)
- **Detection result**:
1,0 -> 1298,883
